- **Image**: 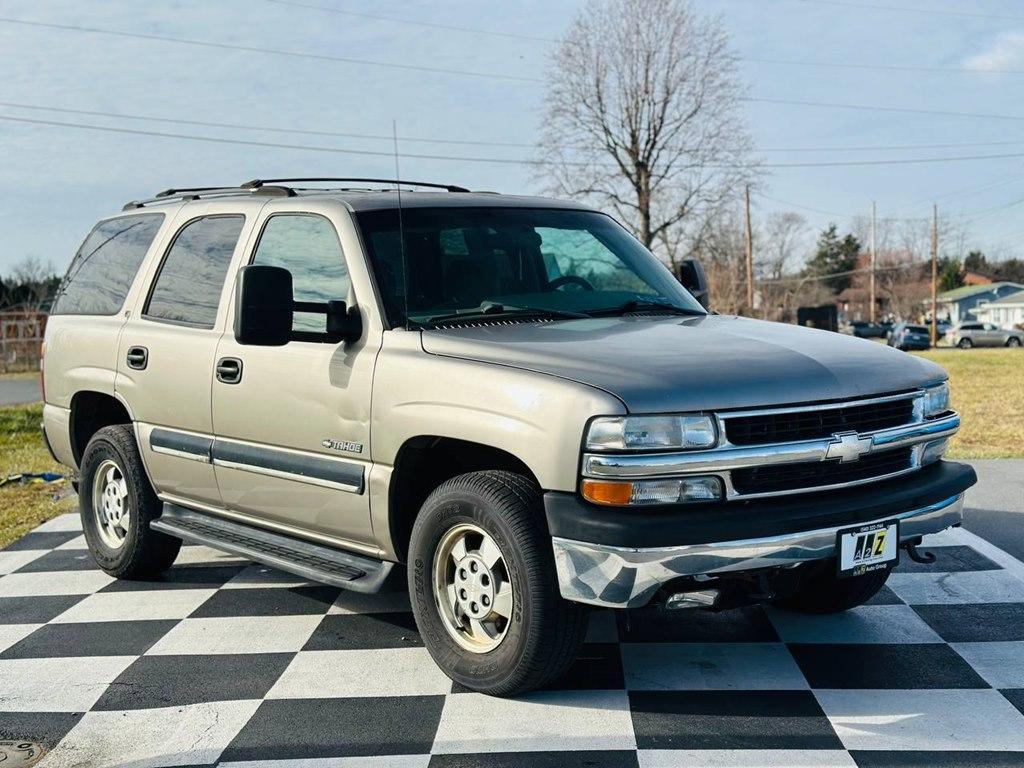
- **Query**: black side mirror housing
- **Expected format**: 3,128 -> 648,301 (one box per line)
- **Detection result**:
234,265 -> 293,346
676,258 -> 710,310
235,265 -> 363,346
325,300 -> 363,341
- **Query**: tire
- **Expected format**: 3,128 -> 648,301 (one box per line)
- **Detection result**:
958,338 -> 972,349
1007,337 -> 1021,348
407,471 -> 588,696
773,558 -> 892,614
79,424 -> 181,578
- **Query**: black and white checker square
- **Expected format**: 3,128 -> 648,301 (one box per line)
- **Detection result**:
3,513 -> 1024,767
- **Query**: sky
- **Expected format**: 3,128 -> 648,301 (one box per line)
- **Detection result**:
2,0 -> 1024,275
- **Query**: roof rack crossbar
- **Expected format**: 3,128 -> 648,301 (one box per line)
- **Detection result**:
242,177 -> 471,193
123,185 -> 295,211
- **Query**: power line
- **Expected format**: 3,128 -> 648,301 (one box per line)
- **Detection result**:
9,100 -> 1024,157
7,113 -> 1024,169
263,0 -> 556,43
745,96 -> 1024,122
792,0 -> 1024,22
0,101 -> 536,149
744,56 -> 1024,76
0,17 -> 543,83
265,1 -> 1024,76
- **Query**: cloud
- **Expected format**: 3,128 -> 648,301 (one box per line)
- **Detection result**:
964,31 -> 1024,71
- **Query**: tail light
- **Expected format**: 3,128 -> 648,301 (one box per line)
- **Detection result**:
39,341 -> 45,402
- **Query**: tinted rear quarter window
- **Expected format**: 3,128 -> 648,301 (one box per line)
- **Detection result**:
51,213 -> 165,315
145,215 -> 245,328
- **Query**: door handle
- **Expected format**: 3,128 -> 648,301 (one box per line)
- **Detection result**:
215,357 -> 243,384
126,346 -> 148,370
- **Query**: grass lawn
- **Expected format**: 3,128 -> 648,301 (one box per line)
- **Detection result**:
0,348 -> 1020,546
914,348 -> 1024,460
0,403 -> 76,548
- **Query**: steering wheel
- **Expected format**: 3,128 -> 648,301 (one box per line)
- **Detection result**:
547,275 -> 594,292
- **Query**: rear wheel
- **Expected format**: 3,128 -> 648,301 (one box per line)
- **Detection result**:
958,338 -> 973,349
1007,337 -> 1021,348
79,425 -> 181,578
408,471 -> 588,696
773,558 -> 892,614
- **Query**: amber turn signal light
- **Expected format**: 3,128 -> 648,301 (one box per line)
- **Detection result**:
581,479 -> 633,506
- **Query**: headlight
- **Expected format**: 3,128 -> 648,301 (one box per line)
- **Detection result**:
923,383 -> 950,418
586,414 -> 717,451
581,476 -> 723,506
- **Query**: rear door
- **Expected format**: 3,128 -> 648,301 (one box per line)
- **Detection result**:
117,203 -> 258,508
211,205 -> 382,550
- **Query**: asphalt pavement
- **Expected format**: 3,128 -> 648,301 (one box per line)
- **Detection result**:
0,377 -> 41,406
964,459 -> 1024,564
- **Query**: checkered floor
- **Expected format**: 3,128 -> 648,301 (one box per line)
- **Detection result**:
2,513 -> 1024,767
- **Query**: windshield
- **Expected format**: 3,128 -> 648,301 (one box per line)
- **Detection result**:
356,206 -> 705,327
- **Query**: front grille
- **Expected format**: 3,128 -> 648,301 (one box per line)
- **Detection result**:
731,447 -> 914,495
724,397 -> 915,446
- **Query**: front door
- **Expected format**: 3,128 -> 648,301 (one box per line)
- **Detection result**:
117,204 -> 256,508
211,209 -> 381,551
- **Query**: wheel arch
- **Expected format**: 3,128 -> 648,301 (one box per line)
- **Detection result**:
69,390 -> 134,466
386,435 -> 541,563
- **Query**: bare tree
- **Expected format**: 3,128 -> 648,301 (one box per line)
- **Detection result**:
537,0 -> 758,271
4,255 -> 59,311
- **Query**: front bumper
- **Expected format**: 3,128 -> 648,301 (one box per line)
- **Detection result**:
547,460 -> 976,608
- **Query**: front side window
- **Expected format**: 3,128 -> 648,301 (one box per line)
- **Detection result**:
356,207 -> 704,327
251,214 -> 350,333
145,215 -> 245,328
52,213 -> 164,316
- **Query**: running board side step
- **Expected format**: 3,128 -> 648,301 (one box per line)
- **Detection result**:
151,504 -> 394,593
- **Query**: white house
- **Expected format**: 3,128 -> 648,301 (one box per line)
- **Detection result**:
971,288 -> 1024,329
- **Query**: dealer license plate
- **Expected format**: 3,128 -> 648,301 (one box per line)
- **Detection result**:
836,520 -> 899,578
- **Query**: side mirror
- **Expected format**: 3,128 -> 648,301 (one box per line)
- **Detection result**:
325,300 -> 363,341
676,258 -> 710,310
234,265 -> 293,346
235,265 -> 363,346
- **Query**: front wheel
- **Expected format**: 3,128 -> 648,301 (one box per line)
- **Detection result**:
958,338 -> 973,349
408,471 -> 588,696
1007,337 -> 1021,348
773,558 -> 892,614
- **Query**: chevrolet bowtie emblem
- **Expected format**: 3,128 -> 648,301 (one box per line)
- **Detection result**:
824,431 -> 872,463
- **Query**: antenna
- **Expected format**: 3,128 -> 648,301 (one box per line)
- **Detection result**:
393,119 -> 411,330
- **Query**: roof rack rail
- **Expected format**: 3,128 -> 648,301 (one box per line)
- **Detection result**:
242,177 -> 472,193
122,185 -> 294,211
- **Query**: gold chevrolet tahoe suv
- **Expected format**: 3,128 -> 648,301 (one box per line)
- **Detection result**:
42,178 -> 976,696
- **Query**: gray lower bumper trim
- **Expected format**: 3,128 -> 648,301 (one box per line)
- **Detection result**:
551,493 -> 965,608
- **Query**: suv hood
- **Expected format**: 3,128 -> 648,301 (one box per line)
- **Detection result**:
420,315 -> 947,413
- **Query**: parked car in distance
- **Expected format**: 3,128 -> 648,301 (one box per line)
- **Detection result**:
841,320 -> 886,338
888,323 -> 932,351
42,178 -> 976,696
943,321 -> 1024,349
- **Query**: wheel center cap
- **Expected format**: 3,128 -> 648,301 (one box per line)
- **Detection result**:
454,555 -> 495,618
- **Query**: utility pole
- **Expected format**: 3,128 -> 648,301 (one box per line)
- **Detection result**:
744,185 -> 754,314
869,201 -> 877,323
930,204 -> 938,347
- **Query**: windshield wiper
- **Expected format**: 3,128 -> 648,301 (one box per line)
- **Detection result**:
592,297 -> 704,316
419,303 -> 589,326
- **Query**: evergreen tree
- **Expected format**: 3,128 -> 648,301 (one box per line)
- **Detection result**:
805,224 -> 861,294
938,258 -> 964,292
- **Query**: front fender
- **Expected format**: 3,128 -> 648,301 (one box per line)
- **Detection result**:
370,333 -> 625,491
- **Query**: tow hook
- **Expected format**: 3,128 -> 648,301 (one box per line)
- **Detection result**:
902,536 -> 936,564
665,589 -> 719,610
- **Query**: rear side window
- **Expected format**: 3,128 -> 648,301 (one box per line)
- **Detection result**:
145,215 -> 245,328
251,214 -> 350,333
51,213 -> 165,315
